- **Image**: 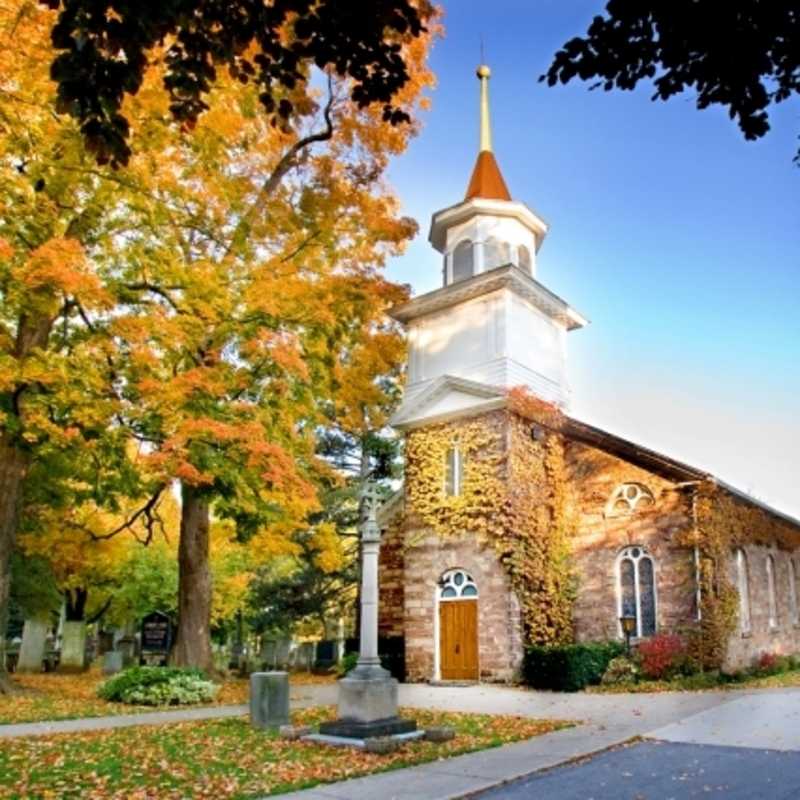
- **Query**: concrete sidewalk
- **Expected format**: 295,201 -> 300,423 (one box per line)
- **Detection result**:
268,682 -> 742,800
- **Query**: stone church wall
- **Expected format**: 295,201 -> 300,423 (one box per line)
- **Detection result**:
400,527 -> 522,683
724,542 -> 800,670
565,441 -> 697,643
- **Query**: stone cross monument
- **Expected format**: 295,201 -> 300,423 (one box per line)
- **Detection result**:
319,484 -> 416,739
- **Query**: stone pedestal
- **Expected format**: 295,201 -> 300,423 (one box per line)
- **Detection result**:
250,671 -> 290,730
319,664 -> 415,738
17,619 -> 49,673
319,486 -> 416,741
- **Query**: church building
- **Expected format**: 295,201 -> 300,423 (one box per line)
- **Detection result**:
377,65 -> 800,683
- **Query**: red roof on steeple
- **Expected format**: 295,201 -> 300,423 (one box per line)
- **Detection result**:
465,151 -> 511,201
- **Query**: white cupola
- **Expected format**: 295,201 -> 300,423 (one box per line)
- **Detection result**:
390,65 -> 588,430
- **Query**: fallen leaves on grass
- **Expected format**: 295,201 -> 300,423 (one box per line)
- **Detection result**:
1,670 -> 336,724
0,707 -> 570,799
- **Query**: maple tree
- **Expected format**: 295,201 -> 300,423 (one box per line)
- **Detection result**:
43,0 -> 435,167
0,0 -> 436,683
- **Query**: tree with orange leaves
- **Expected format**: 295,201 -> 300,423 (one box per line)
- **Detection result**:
0,0 -> 438,681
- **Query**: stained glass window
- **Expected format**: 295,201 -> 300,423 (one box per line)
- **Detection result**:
618,546 -> 657,638
439,570 -> 478,600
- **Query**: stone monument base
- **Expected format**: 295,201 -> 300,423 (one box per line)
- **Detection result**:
319,665 -> 416,740
318,716 -> 417,739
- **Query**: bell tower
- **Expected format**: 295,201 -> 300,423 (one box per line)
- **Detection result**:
390,64 -> 587,431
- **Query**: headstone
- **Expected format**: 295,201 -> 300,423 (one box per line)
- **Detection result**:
116,635 -> 136,667
103,650 -> 124,675
250,671 -> 290,730
140,611 -> 171,666
16,619 -> 49,673
59,621 -> 87,672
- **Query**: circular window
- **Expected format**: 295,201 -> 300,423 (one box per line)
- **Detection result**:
439,569 -> 478,600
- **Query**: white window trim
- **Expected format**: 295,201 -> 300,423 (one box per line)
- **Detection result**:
789,557 -> 799,626
766,554 -> 778,630
615,546 -> 657,639
434,568 -> 479,682
735,548 -> 752,634
444,446 -> 463,497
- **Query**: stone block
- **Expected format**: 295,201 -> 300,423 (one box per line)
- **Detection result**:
365,736 -> 402,755
279,724 -> 313,740
102,651 -> 124,675
424,725 -> 455,743
250,671 -> 290,730
336,669 -> 398,723
17,619 -> 49,673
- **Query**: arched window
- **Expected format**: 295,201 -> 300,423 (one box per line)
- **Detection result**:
617,546 -> 656,637
734,548 -> 751,633
606,483 -> 655,517
483,237 -> 510,270
789,558 -> 799,626
517,245 -> 532,273
439,569 -> 478,600
451,240 -> 474,283
444,446 -> 464,497
766,554 -> 778,629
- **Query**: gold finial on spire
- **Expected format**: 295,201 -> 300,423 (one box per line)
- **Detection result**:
477,63 -> 492,153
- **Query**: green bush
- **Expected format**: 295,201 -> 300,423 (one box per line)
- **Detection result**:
337,651 -> 359,677
98,666 -> 218,706
523,641 -> 624,692
601,655 -> 639,686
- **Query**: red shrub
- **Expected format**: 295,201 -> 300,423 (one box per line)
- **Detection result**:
637,634 -> 686,679
757,652 -> 779,673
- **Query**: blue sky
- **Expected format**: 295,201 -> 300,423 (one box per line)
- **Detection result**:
385,0 -> 800,518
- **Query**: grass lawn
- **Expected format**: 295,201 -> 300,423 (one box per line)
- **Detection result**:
0,706 -> 570,799
587,667 -> 800,694
0,669 -> 334,725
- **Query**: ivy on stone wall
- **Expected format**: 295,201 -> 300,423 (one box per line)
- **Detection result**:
679,479 -> 796,669
404,388 -> 576,647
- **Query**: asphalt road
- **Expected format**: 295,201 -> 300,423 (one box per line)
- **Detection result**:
474,740 -> 800,799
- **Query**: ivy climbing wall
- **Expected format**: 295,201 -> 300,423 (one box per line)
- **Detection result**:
378,389 -> 800,682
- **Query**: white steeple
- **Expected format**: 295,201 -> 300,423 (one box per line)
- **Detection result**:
390,65 -> 587,430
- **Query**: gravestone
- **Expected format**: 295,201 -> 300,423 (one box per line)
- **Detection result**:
250,671 -> 290,730
140,611 -> 171,666
103,650 -> 124,675
59,621 -> 87,672
17,619 -> 49,673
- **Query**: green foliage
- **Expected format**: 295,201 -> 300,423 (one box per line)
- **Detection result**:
98,666 -> 217,706
45,1 -> 433,166
337,652 -> 359,676
601,656 -> 639,686
523,641 -> 624,692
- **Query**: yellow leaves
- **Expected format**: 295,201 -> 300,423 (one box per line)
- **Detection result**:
309,522 -> 344,574
406,394 -> 575,647
10,238 -> 110,314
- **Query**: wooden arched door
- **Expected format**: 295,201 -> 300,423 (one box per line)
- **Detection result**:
438,569 -> 479,680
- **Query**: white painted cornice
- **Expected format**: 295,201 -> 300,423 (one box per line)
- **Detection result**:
389,264 -> 589,331
429,197 -> 549,253
390,374 -> 507,431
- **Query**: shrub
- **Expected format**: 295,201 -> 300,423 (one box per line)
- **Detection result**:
336,652 -> 359,677
756,651 -> 783,675
601,656 -> 639,686
98,666 -> 218,706
637,634 -> 686,680
522,641 -> 624,692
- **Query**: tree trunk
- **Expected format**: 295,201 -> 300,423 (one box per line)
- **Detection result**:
172,483 -> 214,672
0,311 -> 54,692
0,434 -> 31,693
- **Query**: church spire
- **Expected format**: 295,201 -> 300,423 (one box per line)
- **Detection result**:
465,64 -> 511,202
